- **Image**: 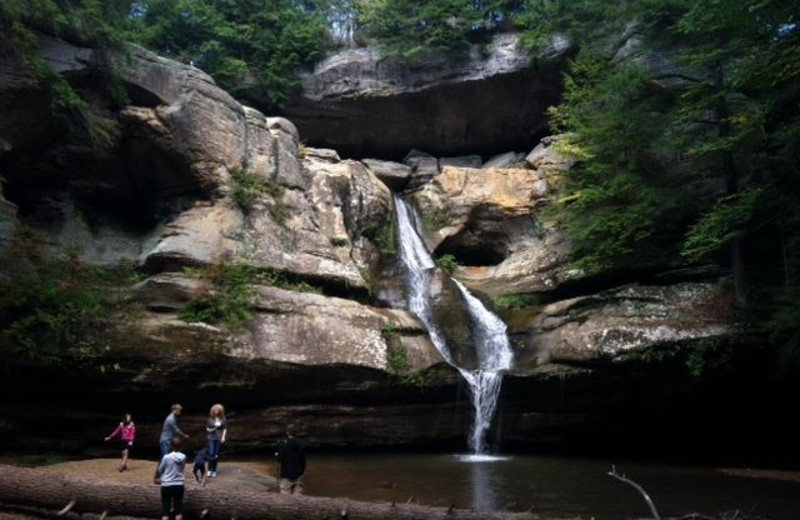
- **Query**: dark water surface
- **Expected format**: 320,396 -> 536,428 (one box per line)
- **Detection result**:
255,452 -> 800,519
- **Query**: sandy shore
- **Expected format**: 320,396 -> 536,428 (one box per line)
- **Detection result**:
31,458 -> 279,492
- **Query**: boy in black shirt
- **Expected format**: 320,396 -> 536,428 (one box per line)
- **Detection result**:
275,424 -> 306,495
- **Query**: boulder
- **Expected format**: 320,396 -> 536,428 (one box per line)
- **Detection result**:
512,282 -> 732,368
525,134 -> 575,171
304,147 -> 341,163
408,164 -> 574,296
404,149 -> 440,189
439,155 -> 482,170
143,203 -> 242,271
483,151 -> 526,169
362,158 -> 412,191
119,47 -> 249,194
282,33 -> 569,158
128,273 -> 443,373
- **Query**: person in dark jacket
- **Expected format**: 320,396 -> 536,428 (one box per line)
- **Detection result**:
275,424 -> 306,495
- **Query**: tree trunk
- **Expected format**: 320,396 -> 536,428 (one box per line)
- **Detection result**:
716,60 -> 748,309
0,465 -> 542,520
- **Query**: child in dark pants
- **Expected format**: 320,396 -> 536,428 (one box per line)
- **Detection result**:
154,438 -> 186,520
193,448 -> 208,484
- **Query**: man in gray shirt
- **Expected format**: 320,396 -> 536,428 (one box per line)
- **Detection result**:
159,404 -> 189,457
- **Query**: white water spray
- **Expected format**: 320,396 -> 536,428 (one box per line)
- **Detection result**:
394,195 -> 514,454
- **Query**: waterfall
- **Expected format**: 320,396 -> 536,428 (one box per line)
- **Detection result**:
394,195 -> 514,455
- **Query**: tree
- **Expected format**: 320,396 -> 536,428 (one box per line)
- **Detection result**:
128,0 -> 330,109
358,0 -> 524,57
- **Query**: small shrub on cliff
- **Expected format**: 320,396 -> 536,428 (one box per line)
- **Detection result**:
371,210 -> 397,256
435,254 -> 460,274
422,207 -> 448,232
229,167 -> 291,226
492,293 -> 541,310
180,261 -> 323,328
0,252 -> 142,365
386,345 -> 422,385
229,167 -> 263,214
180,261 -> 256,329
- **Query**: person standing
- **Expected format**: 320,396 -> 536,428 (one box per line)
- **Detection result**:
276,424 -> 306,495
159,404 -> 189,457
104,413 -> 135,472
154,437 -> 186,520
205,404 -> 227,478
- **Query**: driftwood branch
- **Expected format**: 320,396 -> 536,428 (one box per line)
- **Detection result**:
57,500 -> 76,516
0,464 -> 542,520
607,465 -> 661,520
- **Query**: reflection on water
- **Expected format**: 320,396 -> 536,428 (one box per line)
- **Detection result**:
253,452 -> 800,520
469,459 -> 497,511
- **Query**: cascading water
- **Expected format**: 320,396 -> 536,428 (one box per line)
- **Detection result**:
394,195 -> 514,456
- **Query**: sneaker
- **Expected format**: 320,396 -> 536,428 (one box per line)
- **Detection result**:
210,471 -> 216,478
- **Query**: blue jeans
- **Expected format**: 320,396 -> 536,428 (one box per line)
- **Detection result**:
159,439 -> 171,458
208,441 -> 222,471
208,440 -> 221,472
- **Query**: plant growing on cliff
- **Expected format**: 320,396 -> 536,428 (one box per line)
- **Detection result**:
385,345 -> 423,386
180,261 -> 257,329
181,261 -> 324,328
0,251 -> 142,365
371,209 -> 397,256
229,167 -> 290,226
435,253 -> 460,274
492,292 -> 541,310
422,207 -> 448,232
0,0 -> 132,121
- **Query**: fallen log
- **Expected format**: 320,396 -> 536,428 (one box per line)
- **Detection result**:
0,465 -> 542,520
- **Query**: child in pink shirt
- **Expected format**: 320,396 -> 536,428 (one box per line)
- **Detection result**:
105,413 -> 136,472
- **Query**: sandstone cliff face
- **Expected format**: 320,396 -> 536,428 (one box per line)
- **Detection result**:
0,33 -> 736,453
281,33 -> 569,159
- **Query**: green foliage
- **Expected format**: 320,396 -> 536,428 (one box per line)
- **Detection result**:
0,252 -> 143,365
330,237 -> 349,247
359,0 -> 523,57
229,167 -> 290,225
385,344 -> 424,385
492,293 -> 541,310
229,167 -> 264,213
528,0 -> 800,378
682,188 -> 766,262
545,50 -> 676,273
0,0 -> 132,120
180,261 -> 257,329
129,0 -> 329,109
372,208 -> 397,255
386,344 -> 411,372
180,261 -> 323,328
434,253 -> 459,274
421,207 -> 448,232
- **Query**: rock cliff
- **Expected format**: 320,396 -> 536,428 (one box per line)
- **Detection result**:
0,33 -> 736,454
281,33 -> 570,159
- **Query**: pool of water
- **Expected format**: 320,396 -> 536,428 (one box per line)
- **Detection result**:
253,452 -> 800,519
